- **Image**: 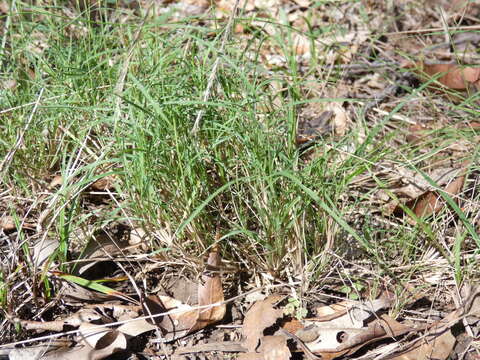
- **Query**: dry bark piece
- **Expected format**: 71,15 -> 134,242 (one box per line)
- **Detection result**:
242,294 -> 285,352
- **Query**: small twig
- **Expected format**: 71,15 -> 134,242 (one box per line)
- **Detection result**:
0,88 -> 44,178
191,0 -> 240,135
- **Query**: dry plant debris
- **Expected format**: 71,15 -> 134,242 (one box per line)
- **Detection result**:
1,0 -> 480,358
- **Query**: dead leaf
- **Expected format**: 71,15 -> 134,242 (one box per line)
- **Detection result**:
390,330 -> 456,360
143,294 -> 199,341
409,170 -> 466,219
117,318 -> 157,337
90,175 -> 116,191
77,323 -> 127,360
32,238 -> 59,268
6,341 -> 71,360
296,298 -> 399,357
141,249 -> 226,342
242,294 -> 285,352
0,216 -> 15,232
239,335 -> 291,360
17,308 -> 102,332
238,353 -> 264,360
76,229 -> 130,276
418,62 -> 480,90
313,301 -> 349,320
192,248 -> 226,331
48,175 -> 63,188
257,335 -> 291,360
282,318 -> 304,334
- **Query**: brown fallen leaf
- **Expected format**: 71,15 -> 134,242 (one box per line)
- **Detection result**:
141,248 -> 226,342
0,215 -> 35,232
242,294 -> 285,352
415,62 -> 480,90
48,175 -> 63,188
238,353 -> 263,360
257,335 -> 291,360
0,216 -> 16,232
405,163 -> 469,221
239,335 -> 291,360
390,329 -> 456,360
192,247 -> 226,331
89,175 -> 116,191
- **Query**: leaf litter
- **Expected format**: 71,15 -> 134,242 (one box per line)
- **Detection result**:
1,0 -> 480,359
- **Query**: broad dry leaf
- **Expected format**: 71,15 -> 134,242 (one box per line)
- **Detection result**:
0,216 -> 15,231
77,323 -> 127,360
410,171 -> 466,219
242,294 -> 285,352
143,294 -> 198,342
32,238 -> 58,268
192,248 -> 226,331
238,335 -> 291,360
305,315 -> 413,359
313,301 -> 349,320
90,175 -> 116,191
420,63 -> 480,90
390,330 -> 455,360
141,249 -> 226,342
282,318 -> 303,334
117,318 -> 157,337
238,353 -> 264,360
297,299 -> 397,355
257,335 -> 291,360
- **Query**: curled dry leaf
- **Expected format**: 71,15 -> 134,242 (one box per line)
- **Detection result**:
242,294 -> 285,352
32,238 -> 59,268
402,163 -> 470,222
48,175 -> 63,188
238,335 -> 291,360
390,330 -> 455,360
140,248 -> 226,342
77,323 -> 127,360
89,175 -> 116,191
409,172 -> 466,219
193,248 -> 226,330
410,62 -> 480,90
0,216 -> 15,232
288,296 -> 406,360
